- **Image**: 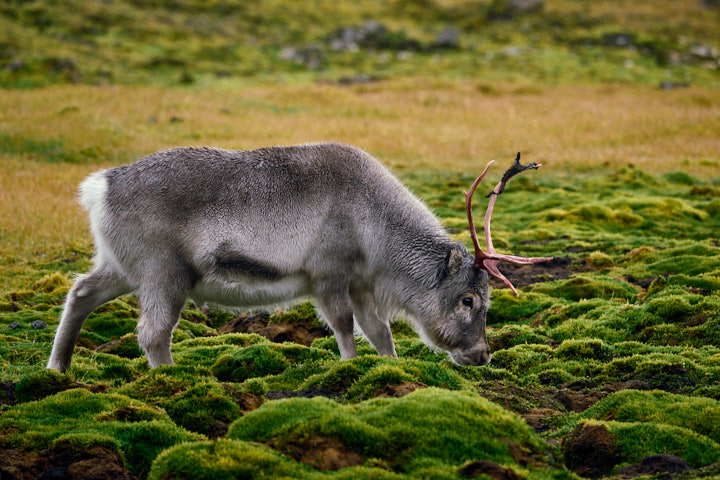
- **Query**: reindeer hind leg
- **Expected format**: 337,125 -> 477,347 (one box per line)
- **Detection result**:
48,265 -> 132,372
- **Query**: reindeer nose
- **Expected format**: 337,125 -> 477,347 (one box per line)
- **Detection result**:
477,350 -> 491,366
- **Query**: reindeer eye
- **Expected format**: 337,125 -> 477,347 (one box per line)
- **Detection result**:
462,297 -> 474,308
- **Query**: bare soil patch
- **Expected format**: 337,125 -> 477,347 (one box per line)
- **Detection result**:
459,460 -> 521,480
274,436 -> 364,471
373,381 -> 426,398
266,385 -> 338,400
219,313 -> 328,346
0,445 -> 135,480
491,256 -> 592,289
617,454 -> 693,478
563,423 -> 621,478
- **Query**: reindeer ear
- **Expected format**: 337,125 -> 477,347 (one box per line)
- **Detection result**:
432,243 -> 467,286
446,243 -> 466,277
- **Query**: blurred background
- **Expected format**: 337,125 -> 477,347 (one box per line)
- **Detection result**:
1,0 -> 719,88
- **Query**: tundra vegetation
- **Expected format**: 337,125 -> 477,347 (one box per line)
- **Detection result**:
1,1 -> 720,479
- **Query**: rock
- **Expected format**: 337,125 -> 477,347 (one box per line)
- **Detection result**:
657,82 -> 688,95
6,59 -> 24,72
278,44 -> 326,70
326,20 -> 423,52
31,320 -> 48,330
617,454 -> 693,478
435,27 -> 461,50
602,33 -> 636,48
487,0 -> 543,20
563,423 -> 622,478
8,321 -> 20,330
337,74 -> 380,85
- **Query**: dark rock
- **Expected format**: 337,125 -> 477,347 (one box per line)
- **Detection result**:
8,321 -> 20,330
617,454 -> 692,478
563,423 -> 622,478
31,320 -> 48,330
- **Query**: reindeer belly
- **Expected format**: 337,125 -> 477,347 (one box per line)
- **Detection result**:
188,273 -> 311,308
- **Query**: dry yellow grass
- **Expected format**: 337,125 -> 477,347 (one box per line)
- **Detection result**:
1,79 -> 718,255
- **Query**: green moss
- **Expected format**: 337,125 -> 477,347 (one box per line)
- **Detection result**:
610,421 -> 720,468
84,314 -> 138,342
490,324 -> 553,350
228,388 -> 554,473
51,432 -> 123,458
211,343 -> 334,383
14,368 -> 75,403
148,439 -> 310,480
578,390 -> 720,443
554,338 -> 609,361
163,382 -> 242,436
488,290 -> 557,324
532,275 -> 637,302
31,272 -> 70,294
175,319 -> 217,338
586,251 -> 613,269
99,333 -> 143,359
269,300 -> 323,328
663,171 -> 699,185
0,389 -> 199,474
118,371 -> 192,404
706,199 -> 720,217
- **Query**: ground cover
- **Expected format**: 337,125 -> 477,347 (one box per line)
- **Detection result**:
1,91 -> 718,475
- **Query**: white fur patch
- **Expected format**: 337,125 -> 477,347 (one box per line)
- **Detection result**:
78,170 -> 123,272
78,170 -> 108,213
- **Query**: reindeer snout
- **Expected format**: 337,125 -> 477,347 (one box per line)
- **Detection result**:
451,347 -> 491,366
475,349 -> 491,366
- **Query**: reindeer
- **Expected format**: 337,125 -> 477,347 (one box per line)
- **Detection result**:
48,144 -> 550,372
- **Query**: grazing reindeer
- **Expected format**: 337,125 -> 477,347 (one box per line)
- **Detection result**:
48,144 -> 550,372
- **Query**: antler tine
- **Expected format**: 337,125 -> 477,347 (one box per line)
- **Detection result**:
464,160 -> 495,261
465,153 -> 554,296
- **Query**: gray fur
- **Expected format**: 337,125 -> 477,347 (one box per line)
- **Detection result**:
48,143 -> 492,372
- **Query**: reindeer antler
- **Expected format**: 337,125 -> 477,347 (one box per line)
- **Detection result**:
464,153 -> 553,296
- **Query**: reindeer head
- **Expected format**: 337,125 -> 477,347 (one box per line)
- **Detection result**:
419,153 -> 552,366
